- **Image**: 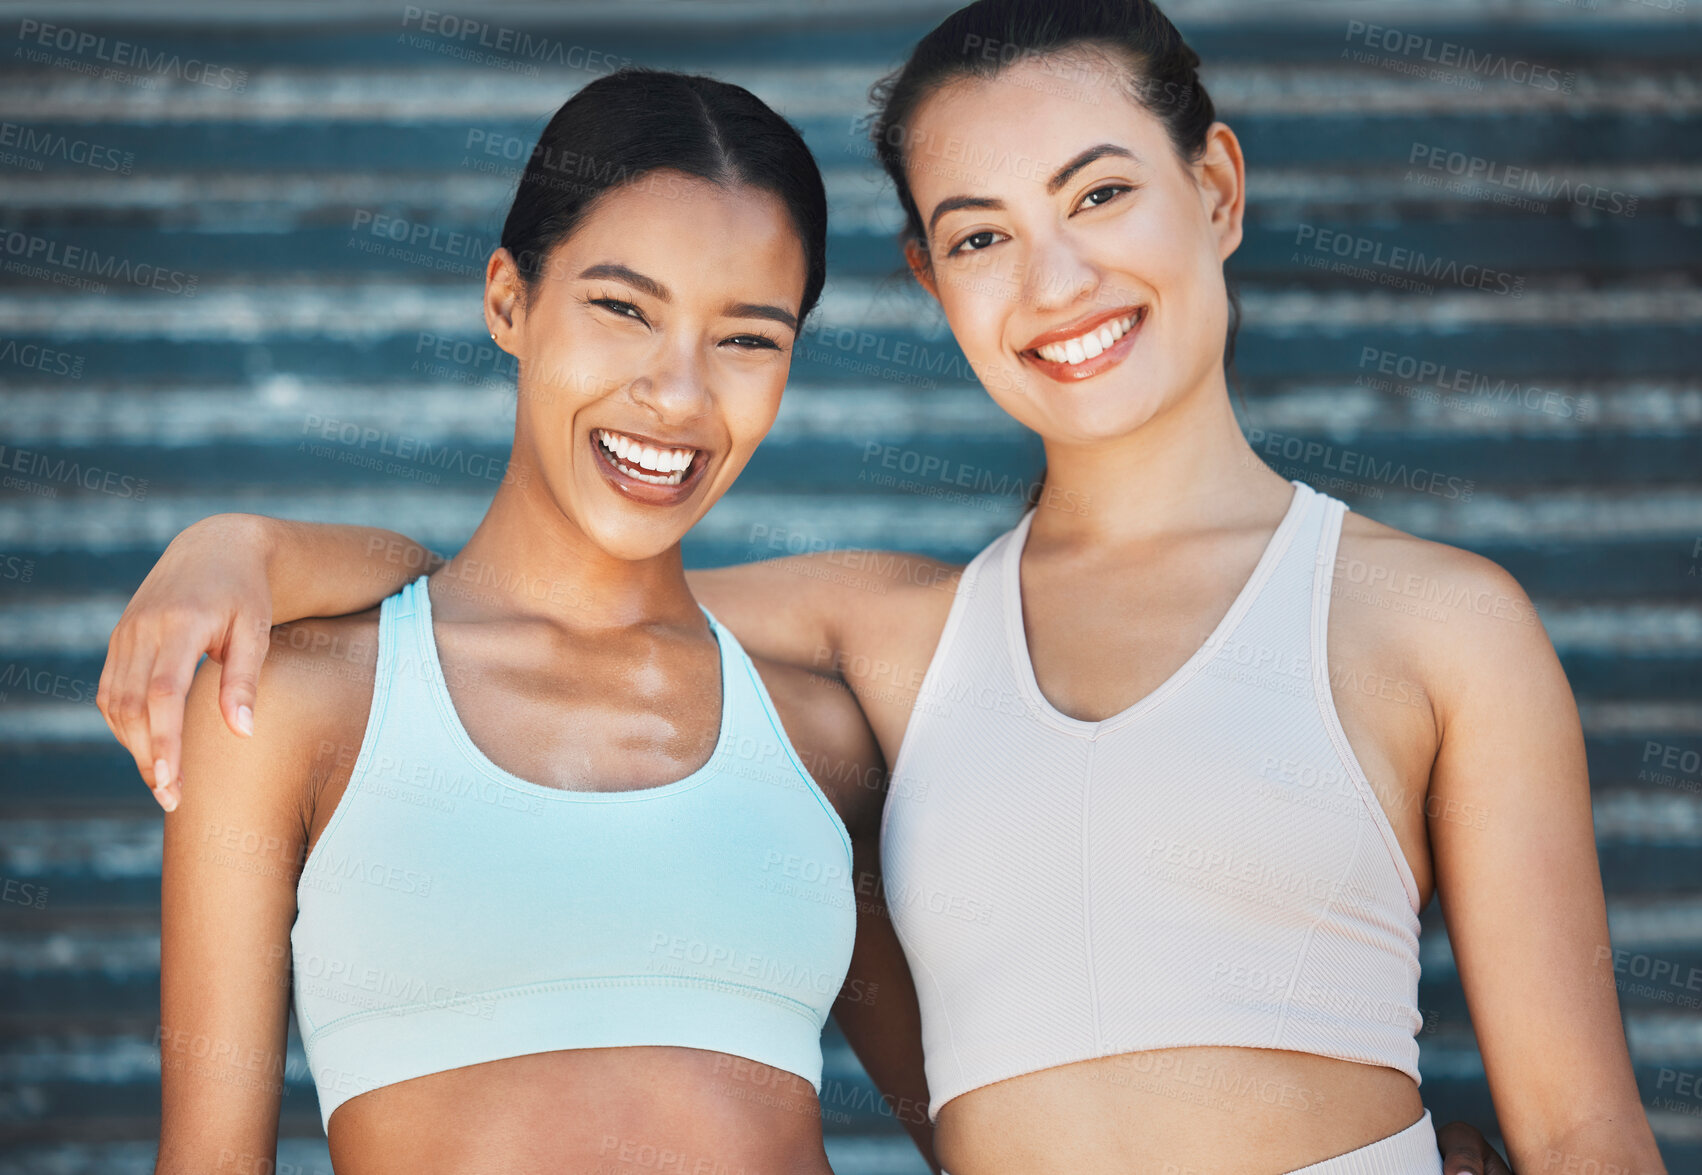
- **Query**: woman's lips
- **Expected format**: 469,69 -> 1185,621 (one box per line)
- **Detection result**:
589,428 -> 708,506
1020,307 -> 1146,382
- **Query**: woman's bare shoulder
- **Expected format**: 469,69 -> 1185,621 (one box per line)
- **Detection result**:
1338,512 -> 1539,619
1334,510 -> 1550,681
180,609 -> 382,826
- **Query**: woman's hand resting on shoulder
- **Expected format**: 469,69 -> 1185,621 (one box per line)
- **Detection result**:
98,514 -> 435,811
97,514 -> 279,811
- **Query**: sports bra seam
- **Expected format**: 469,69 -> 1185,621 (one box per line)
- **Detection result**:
1309,500 -> 1425,915
294,590 -> 403,897
304,972 -> 824,1046
294,587 -> 427,1038
907,949 -> 965,1121
1080,738 -> 1102,1046
291,589 -> 407,1038
1270,810 -> 1366,1051
731,643 -> 853,859
883,540 -> 991,846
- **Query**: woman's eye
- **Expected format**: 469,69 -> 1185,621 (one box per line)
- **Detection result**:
727,334 -> 780,351
1079,184 -> 1130,210
948,230 -> 1001,257
591,297 -> 645,322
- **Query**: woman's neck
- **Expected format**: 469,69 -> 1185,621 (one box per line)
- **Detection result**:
434,477 -> 702,633
1028,376 -> 1290,549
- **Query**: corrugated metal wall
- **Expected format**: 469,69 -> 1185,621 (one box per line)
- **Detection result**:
1,0 -> 1698,1170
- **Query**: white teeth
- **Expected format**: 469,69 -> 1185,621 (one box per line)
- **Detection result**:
1032,313 -> 1139,366
594,430 -> 698,487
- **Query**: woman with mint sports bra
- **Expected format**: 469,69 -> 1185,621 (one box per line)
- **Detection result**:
103,2 -> 1656,1174
133,69 -> 935,1174
292,579 -> 855,1130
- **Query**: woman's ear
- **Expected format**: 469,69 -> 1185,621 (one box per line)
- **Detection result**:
484,247 -> 523,352
904,238 -> 941,302
1198,122 -> 1246,263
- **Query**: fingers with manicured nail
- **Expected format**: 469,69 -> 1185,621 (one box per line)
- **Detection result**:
115,635 -> 163,795
151,759 -> 177,812
147,655 -> 195,808
219,611 -> 268,740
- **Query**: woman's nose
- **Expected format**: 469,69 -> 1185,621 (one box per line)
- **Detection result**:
1023,236 -> 1101,313
626,343 -> 712,425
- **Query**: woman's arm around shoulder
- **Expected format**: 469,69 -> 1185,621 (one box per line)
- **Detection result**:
156,614 -> 376,1173
753,655 -> 938,1171
689,550 -> 961,676
689,552 -> 964,732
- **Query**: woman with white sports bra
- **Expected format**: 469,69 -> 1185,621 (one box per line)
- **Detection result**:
100,2 -> 1658,1174
124,69 -> 939,1175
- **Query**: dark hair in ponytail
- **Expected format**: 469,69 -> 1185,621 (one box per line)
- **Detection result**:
501,68 -> 828,324
867,0 -> 1240,369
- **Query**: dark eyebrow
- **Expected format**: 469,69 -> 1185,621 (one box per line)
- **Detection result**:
925,144 -> 1139,238
927,195 -> 1005,238
578,264 -> 793,332
1047,143 -> 1137,195
725,302 -> 799,333
577,263 -> 669,301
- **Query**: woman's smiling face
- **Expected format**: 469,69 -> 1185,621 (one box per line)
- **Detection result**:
902,49 -> 1244,445
490,170 -> 806,563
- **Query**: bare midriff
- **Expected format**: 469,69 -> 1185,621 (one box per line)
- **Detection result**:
327,1047 -> 835,1175
935,1046 -> 1423,1175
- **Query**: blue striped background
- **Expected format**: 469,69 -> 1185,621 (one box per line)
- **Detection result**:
1,1 -> 1698,1170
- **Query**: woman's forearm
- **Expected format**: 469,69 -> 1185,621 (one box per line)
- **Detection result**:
1518,1118 -> 1667,1175
250,516 -> 441,623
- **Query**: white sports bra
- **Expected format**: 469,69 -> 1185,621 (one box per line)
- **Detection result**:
881,481 -> 1424,1121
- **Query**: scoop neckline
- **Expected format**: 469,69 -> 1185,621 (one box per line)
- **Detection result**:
1003,480 -> 1312,738
411,574 -> 732,802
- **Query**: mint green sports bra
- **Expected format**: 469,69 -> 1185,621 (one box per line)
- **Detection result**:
290,575 -> 856,1129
